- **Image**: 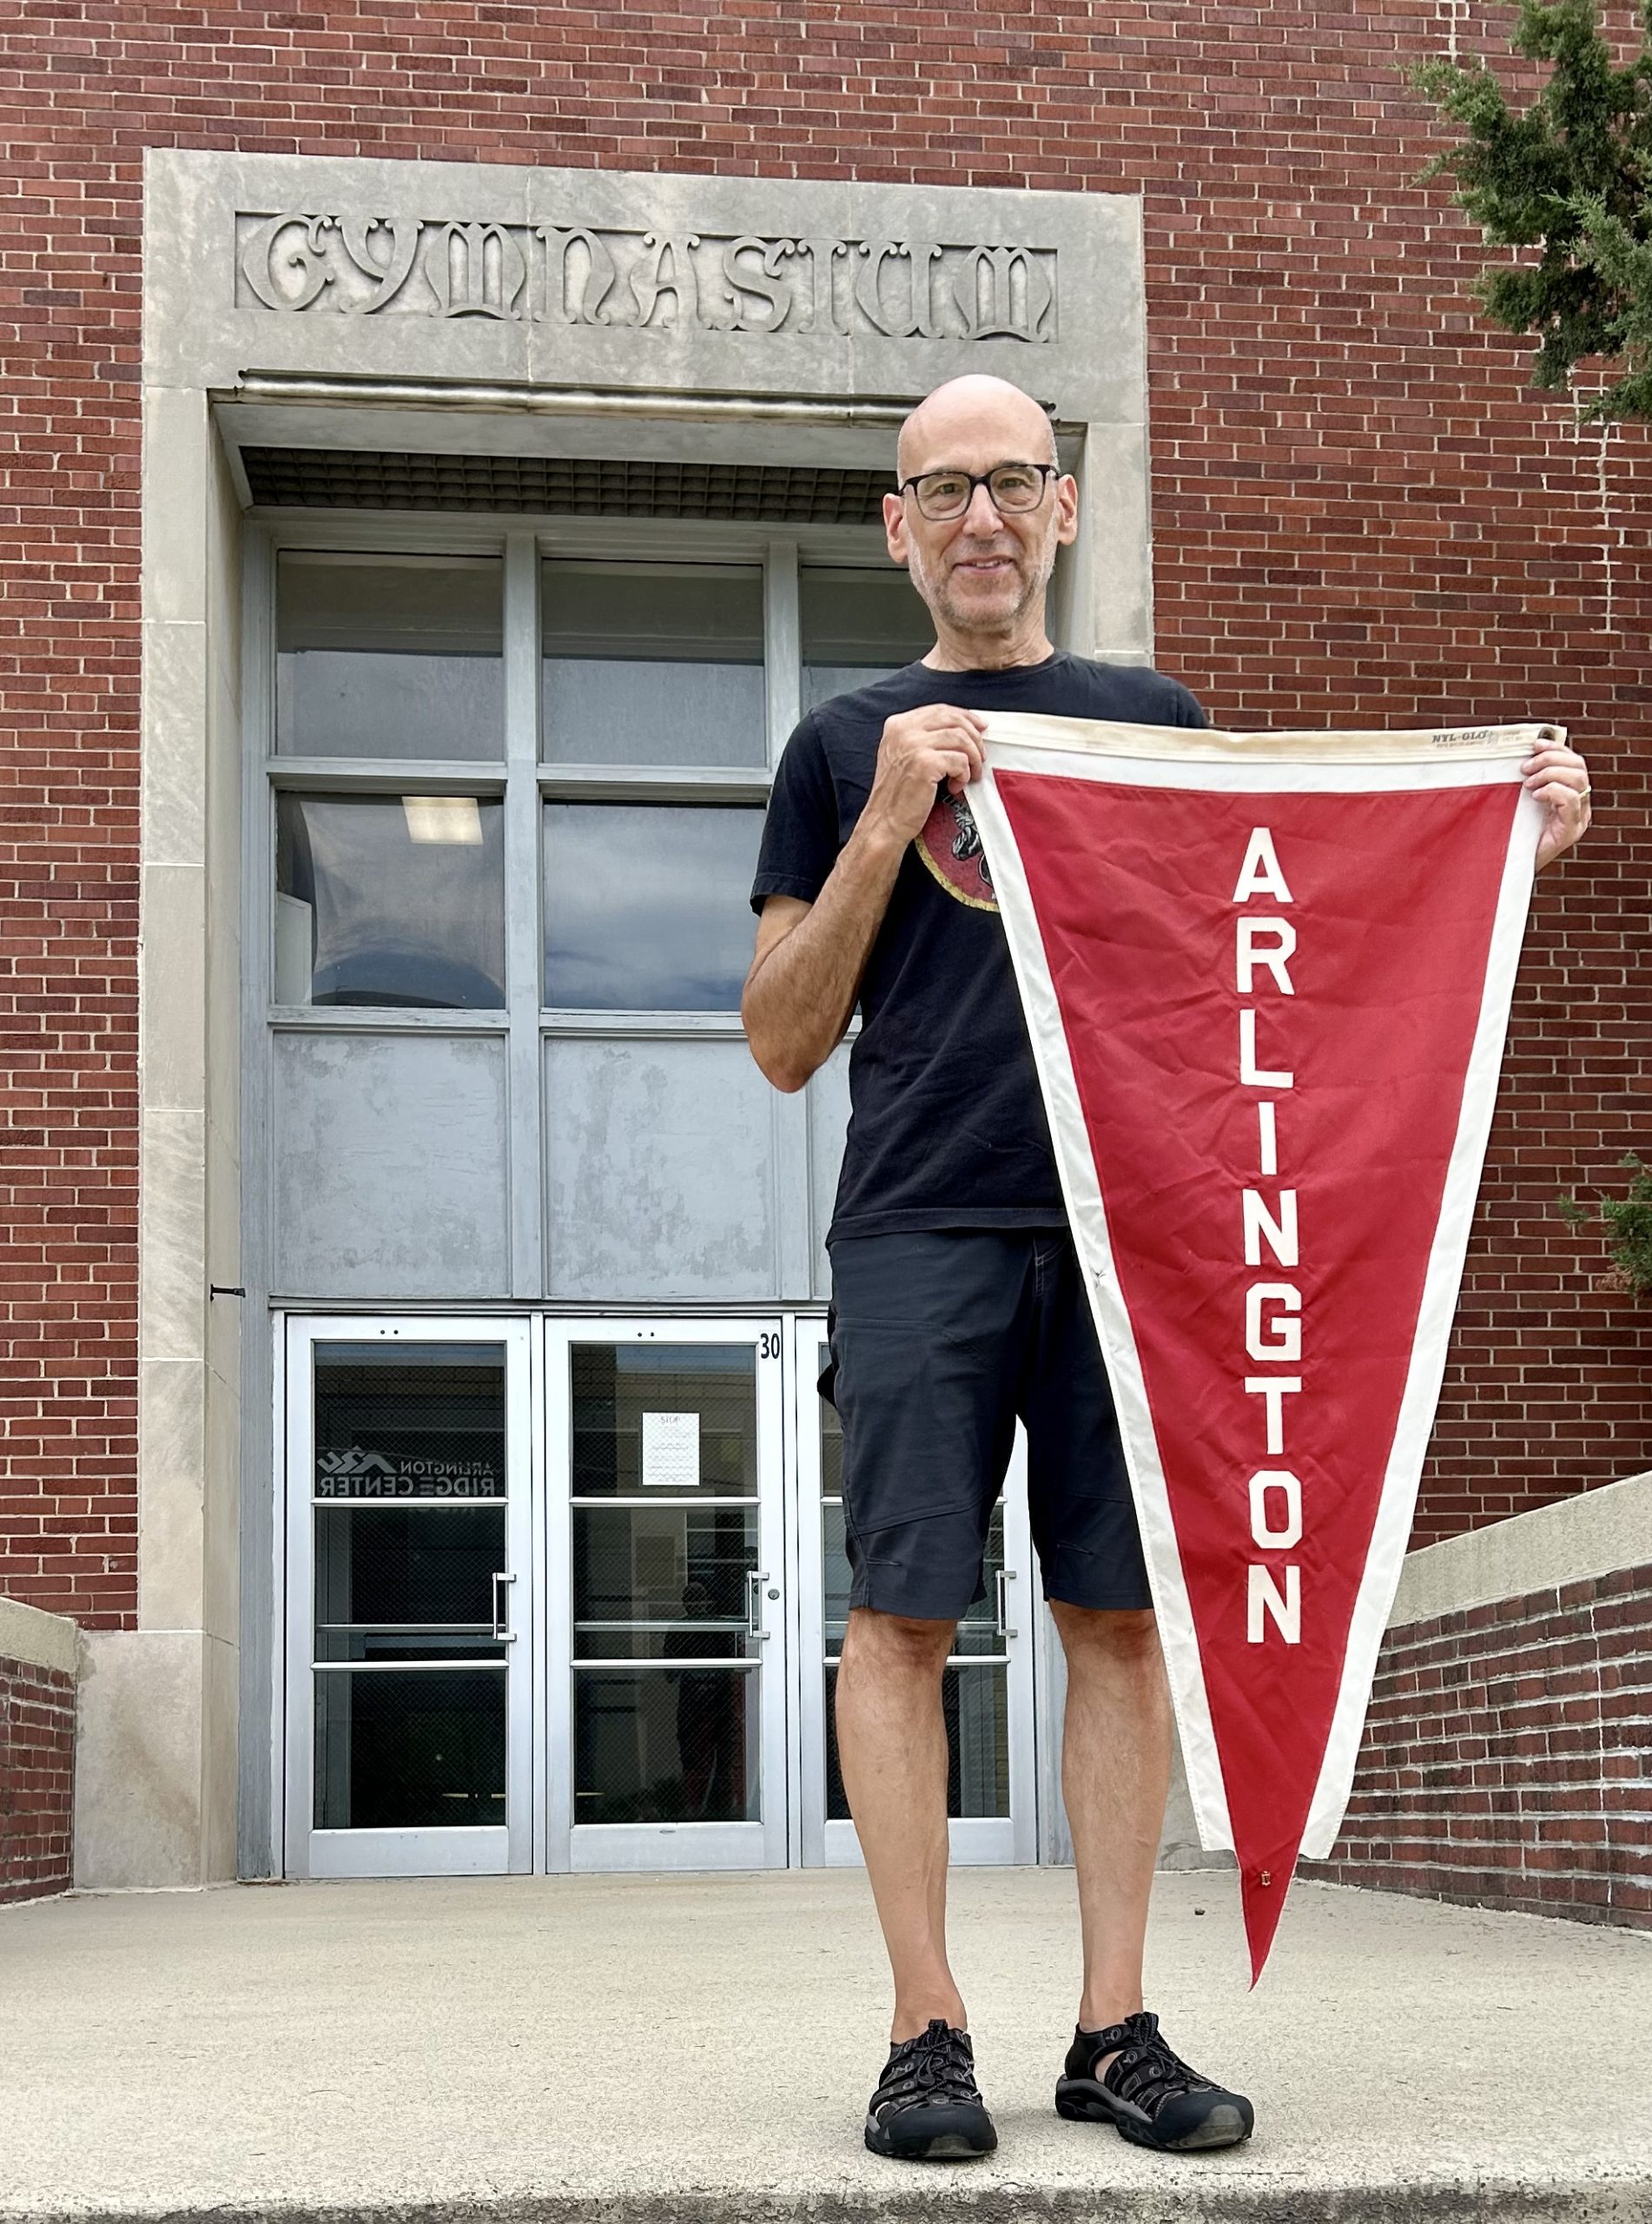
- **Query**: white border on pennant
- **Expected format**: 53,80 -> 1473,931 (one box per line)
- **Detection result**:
969,714 -> 1543,1858
1299,777 -> 1541,1856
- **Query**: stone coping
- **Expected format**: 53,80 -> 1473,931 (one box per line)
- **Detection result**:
1391,1467 -> 1652,1630
0,1598 -> 78,1680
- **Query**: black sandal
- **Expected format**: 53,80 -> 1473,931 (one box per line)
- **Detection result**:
1055,2009 -> 1253,2151
864,2017 -> 998,2161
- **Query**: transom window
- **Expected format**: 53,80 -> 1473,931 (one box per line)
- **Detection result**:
269,539 -> 932,1018
541,561 -> 767,770
802,566 -> 938,712
277,552 -> 504,762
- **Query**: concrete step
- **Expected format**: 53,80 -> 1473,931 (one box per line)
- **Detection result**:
1,1870 -> 1647,2223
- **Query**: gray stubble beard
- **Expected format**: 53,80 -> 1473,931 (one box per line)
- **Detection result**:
905,522 -> 1061,644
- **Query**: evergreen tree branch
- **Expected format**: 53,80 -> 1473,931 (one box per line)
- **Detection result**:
1411,0 -> 1652,418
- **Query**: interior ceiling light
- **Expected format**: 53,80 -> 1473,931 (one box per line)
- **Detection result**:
402,796 -> 484,846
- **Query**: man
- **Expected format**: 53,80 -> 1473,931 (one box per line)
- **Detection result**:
741,374 -> 1592,2164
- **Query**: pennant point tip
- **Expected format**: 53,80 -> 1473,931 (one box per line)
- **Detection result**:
1239,1850 -> 1299,1986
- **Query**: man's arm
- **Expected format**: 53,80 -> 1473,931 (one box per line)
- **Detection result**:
741,850 -> 902,1094
743,703 -> 987,1092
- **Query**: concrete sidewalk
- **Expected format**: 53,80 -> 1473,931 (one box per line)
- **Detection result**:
2,1869 -> 1649,2224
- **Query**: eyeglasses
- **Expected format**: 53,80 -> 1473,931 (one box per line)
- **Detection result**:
897,461 -> 1058,522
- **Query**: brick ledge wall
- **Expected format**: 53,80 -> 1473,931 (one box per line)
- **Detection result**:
0,1598 -> 78,1906
1304,1472 -> 1651,1929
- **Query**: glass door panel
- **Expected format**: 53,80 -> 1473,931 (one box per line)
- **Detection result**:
546,1322 -> 787,1870
284,1320 -> 534,1878
796,1321 -> 1036,1865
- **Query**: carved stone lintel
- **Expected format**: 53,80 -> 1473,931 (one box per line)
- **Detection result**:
233,210 -> 1058,343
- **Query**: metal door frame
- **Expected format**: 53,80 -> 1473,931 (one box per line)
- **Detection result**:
790,1317 -> 1039,1867
281,1314 -> 537,1879
543,1314 -> 790,1872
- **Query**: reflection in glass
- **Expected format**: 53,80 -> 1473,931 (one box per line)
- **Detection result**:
276,792 -> 506,1009
314,1344 -> 507,1499
569,1340 -> 763,1829
574,1504 -> 757,1659
542,561 -> 766,767
575,1666 -> 759,1824
277,553 -> 504,760
801,566 -> 931,714
825,1664 -> 1008,1821
314,1667 -> 506,1830
543,803 -> 763,1011
314,1506 -> 506,1662
310,1345 -> 511,1830
572,1344 -> 757,1497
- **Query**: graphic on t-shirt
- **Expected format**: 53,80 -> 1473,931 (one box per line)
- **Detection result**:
915,789 -> 999,910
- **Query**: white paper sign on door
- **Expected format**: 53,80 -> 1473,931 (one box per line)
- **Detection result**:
642,1411 -> 700,1490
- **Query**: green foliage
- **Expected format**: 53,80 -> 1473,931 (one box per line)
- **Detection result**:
1412,1 -> 1652,418
1558,1154 -> 1652,1299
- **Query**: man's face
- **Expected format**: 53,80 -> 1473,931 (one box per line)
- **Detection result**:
883,395 -> 1078,640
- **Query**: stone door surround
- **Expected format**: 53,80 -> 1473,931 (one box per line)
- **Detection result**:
123,148 -> 1153,1888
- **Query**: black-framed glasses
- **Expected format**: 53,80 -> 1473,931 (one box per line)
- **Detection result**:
897,461 -> 1058,522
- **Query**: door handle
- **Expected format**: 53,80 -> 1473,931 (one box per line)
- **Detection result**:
745,1569 -> 771,1643
995,1568 -> 1019,1641
492,1570 -> 518,1644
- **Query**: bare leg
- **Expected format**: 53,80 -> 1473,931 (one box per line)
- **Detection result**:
835,1605 -> 963,2042
1050,1603 -> 1173,2052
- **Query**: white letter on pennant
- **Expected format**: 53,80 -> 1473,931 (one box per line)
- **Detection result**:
1244,1375 -> 1301,1453
1237,917 -> 1297,996
1248,1470 -> 1303,1550
1243,1188 -> 1298,1268
1247,1562 -> 1301,1644
1232,827 -> 1294,904
1239,1009 -> 1293,1089
1246,1283 -> 1302,1363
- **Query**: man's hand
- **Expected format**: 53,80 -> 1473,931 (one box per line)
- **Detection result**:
1524,735 -> 1592,871
861,704 -> 988,848
742,705 -> 988,1093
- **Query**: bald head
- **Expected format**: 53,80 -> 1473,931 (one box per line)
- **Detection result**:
895,374 -> 1056,480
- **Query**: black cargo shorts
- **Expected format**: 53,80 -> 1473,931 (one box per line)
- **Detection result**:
820,1228 -> 1152,1622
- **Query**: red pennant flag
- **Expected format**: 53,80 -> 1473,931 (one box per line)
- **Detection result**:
971,718 -> 1549,1980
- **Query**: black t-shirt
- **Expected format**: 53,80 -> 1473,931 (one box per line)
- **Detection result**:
749,651 -> 1209,1242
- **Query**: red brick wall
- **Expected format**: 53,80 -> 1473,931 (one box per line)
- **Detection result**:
0,1654 -> 76,1904
1,2 -> 1647,1623
1305,1565 -> 1652,1927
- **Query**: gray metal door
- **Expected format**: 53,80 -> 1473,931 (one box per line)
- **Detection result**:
544,1318 -> 790,1870
283,1316 -> 534,1878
